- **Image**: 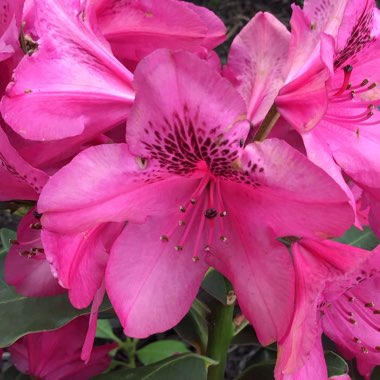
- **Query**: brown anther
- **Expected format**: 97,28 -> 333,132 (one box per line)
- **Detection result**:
373,310 -> 380,314
160,235 -> 169,242
346,83 -> 352,90
348,296 -> 355,302
361,347 -> 369,354
174,245 -> 183,251
192,256 -> 200,263
365,302 -> 375,308
38,248 -> 45,253
354,337 -> 361,343
369,82 -> 377,90
376,346 -> 380,351
348,317 -> 357,324
9,239 -> 19,245
343,64 -> 353,72
29,222 -> 42,230
19,250 -> 30,257
178,220 -> 185,226
361,79 -> 369,86
33,210 -> 43,219
350,90 -> 356,98
190,198 -> 196,205
220,211 -> 227,217
179,205 -> 186,213
220,236 -> 227,242
205,208 -> 218,219
204,245 -> 211,252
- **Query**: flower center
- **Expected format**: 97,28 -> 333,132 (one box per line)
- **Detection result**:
159,171 -> 228,263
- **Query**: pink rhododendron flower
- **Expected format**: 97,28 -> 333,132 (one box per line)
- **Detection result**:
91,0 -> 226,70
1,0 -> 135,141
275,239 -> 380,380
39,49 -> 353,344
275,0 -> 380,226
9,316 -> 115,380
5,207 -> 65,297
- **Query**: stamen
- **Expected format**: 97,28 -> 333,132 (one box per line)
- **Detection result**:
174,245 -> 183,251
333,65 -> 354,96
179,205 -> 186,213
361,346 -> 369,354
220,211 -> 227,217
204,245 -> 211,252
33,210 -> 43,219
160,235 -> 169,242
178,220 -> 186,226
9,239 -> 19,245
192,256 -> 200,262
220,236 -> 228,242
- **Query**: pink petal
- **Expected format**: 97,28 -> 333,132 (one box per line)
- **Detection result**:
9,316 -> 114,379
1,0 -> 134,141
322,248 -> 380,378
302,127 -> 358,225
93,0 -> 225,67
206,222 -> 294,345
106,201 -> 209,338
278,238 -> 370,374
275,332 -> 328,380
0,126 -> 48,200
125,49 -> 247,158
42,222 -> 124,308
38,143 -> 204,233
5,207 -> 65,297
242,139 -> 354,238
224,12 -> 290,124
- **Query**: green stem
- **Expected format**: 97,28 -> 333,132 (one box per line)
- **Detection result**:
206,281 -> 235,380
121,337 -> 139,368
253,104 -> 280,142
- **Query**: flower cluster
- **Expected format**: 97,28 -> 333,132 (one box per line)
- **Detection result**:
1,0 -> 380,379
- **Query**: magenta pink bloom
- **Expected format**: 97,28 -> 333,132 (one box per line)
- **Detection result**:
1,0 -> 135,141
275,239 -> 380,380
91,0 -> 226,70
5,207 -> 65,297
275,0 -> 380,226
38,49 -> 353,343
9,316 -> 115,380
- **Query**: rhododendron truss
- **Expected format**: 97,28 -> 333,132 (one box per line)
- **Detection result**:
1,0 -> 380,379
39,48 -> 353,343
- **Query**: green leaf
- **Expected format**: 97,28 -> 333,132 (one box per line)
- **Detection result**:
0,253 -> 112,347
234,360 -> 275,380
137,340 -> 190,365
95,353 -> 216,380
96,319 -> 120,342
371,366 -> 380,379
201,269 -> 227,305
336,226 -> 379,250
0,228 -> 16,255
231,324 -> 260,346
174,298 -> 209,354
325,351 -> 348,377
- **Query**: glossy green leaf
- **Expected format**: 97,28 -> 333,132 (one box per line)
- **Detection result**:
174,299 -> 209,354
201,269 -> 227,305
235,360 -> 275,380
0,228 -> 16,255
325,351 -> 348,377
137,340 -> 190,365
0,252 -> 112,346
336,226 -> 379,250
95,353 -> 216,380
96,319 -> 120,342
231,324 -> 260,346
